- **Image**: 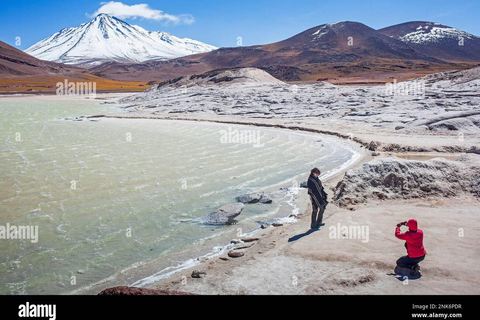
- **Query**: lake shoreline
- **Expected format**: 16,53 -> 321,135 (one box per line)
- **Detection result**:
88,74 -> 479,294
4,80 -> 479,295
127,115 -> 479,295
69,115 -> 366,295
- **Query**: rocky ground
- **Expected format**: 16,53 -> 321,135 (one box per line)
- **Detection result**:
136,152 -> 479,295
333,154 -> 480,208
115,67 -> 480,154
94,66 -> 480,295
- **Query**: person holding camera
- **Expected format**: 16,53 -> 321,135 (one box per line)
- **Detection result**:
395,219 -> 427,275
307,167 -> 328,229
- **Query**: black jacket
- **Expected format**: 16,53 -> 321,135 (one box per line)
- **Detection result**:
307,173 -> 328,207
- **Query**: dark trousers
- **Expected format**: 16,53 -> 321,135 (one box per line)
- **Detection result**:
396,255 -> 425,269
311,200 -> 325,229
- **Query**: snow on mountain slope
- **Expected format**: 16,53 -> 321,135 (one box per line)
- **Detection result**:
378,21 -> 480,62
398,22 -> 476,44
25,13 -> 217,66
379,21 -> 478,44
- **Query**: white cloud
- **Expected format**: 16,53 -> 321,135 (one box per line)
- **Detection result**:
89,1 -> 195,24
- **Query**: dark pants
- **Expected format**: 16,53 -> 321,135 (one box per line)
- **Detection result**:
396,255 -> 425,269
311,199 -> 326,229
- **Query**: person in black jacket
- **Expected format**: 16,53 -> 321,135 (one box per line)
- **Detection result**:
307,168 -> 328,229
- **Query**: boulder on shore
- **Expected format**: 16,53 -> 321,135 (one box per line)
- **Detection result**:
332,154 -> 480,207
228,249 -> 245,258
236,192 -> 264,203
236,192 -> 272,204
204,203 -> 245,225
191,270 -> 207,278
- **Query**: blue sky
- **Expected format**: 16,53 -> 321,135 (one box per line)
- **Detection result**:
1,0 -> 479,50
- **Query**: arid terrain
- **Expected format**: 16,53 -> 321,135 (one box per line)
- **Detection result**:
87,66 -> 480,295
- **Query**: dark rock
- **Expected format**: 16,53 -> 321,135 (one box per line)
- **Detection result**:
228,249 -> 245,258
236,192 -> 273,204
368,141 -> 381,151
236,192 -> 264,203
98,286 -> 197,295
467,146 -> 480,155
259,195 -> 273,204
191,270 -> 207,278
241,237 -> 259,243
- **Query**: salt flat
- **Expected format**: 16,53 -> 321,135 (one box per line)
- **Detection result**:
96,67 -> 480,295
118,67 -> 480,152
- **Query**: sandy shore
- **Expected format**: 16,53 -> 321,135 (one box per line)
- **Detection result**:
146,197 -> 480,295
136,142 -> 479,295
87,114 -> 479,295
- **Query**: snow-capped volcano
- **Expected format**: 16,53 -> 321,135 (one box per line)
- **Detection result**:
25,13 -> 217,66
378,22 -> 480,62
379,21 -> 478,44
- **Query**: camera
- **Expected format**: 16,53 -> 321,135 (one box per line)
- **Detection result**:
400,221 -> 408,226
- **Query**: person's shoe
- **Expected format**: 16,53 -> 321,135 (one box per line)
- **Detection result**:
410,264 -> 421,276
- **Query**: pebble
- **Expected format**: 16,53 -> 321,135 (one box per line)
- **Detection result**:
228,249 -> 245,258
191,270 -> 207,278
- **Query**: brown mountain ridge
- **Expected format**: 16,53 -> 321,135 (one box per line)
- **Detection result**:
89,21 -> 479,84
1,20 -> 479,91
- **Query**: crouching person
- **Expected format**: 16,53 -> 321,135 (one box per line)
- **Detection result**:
395,219 -> 426,276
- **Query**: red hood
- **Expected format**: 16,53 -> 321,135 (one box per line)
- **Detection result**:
408,219 -> 418,231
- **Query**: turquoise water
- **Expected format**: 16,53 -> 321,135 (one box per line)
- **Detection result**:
0,96 -> 359,294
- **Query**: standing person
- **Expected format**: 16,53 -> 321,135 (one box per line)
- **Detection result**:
307,168 -> 328,229
395,219 -> 427,275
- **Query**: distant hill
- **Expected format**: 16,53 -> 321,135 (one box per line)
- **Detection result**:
0,40 -> 81,77
0,40 -> 147,93
88,21 -> 479,83
378,21 -> 480,62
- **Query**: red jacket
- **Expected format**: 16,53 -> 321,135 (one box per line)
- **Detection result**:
395,219 -> 426,258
